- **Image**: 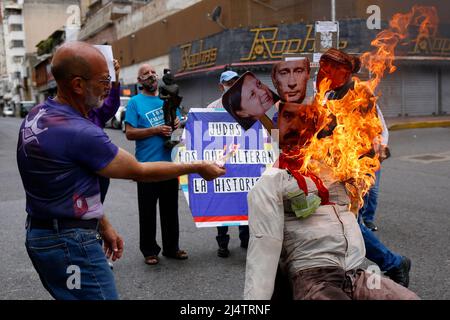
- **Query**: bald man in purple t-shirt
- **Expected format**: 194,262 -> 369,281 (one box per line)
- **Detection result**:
17,42 -> 225,300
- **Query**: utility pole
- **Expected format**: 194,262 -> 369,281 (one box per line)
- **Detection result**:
331,0 -> 336,22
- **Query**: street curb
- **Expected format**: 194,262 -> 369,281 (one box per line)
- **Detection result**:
388,121 -> 450,131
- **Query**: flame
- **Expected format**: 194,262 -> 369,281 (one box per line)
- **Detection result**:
284,6 -> 439,213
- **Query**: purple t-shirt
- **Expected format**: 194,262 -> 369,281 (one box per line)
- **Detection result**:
16,98 -> 118,220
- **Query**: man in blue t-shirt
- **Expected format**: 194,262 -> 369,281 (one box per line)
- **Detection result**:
124,64 -> 185,266
16,42 -> 225,300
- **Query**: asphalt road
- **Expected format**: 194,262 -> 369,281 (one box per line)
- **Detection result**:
1,116 -> 449,300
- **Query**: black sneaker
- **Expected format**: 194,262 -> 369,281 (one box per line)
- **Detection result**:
364,220 -> 378,232
385,256 -> 411,288
217,247 -> 230,258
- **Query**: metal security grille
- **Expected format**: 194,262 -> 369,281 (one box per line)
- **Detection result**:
403,66 -> 438,116
441,67 -> 450,115
178,75 -> 219,109
376,70 -> 403,117
377,65 -> 440,117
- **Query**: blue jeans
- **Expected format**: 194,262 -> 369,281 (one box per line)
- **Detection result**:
25,225 -> 118,300
358,215 -> 402,272
359,169 -> 381,223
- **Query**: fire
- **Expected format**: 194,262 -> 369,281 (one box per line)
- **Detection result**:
284,6 -> 439,213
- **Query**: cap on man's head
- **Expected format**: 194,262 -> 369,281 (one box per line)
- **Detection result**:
220,70 -> 239,84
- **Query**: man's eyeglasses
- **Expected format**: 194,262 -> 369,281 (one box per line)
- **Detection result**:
97,75 -> 112,86
72,74 -> 112,86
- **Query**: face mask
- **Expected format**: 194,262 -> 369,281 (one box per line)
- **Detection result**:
142,83 -> 157,92
222,85 -> 231,93
139,74 -> 158,92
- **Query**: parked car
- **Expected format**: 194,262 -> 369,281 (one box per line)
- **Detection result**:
108,96 -> 130,130
20,101 -> 36,118
2,105 -> 14,117
119,104 -> 127,132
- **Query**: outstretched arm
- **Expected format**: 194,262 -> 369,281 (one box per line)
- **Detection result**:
97,147 -> 225,182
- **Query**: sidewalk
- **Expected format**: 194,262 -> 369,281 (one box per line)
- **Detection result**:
385,115 -> 450,131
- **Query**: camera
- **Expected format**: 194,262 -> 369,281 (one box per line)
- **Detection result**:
159,69 -> 183,149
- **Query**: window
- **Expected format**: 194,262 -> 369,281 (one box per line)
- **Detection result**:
9,24 -> 22,32
12,56 -> 23,64
5,8 -> 21,16
11,40 -> 24,48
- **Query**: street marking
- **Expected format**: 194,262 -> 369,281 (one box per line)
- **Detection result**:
399,151 -> 450,164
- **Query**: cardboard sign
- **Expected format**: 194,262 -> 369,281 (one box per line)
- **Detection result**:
94,45 -> 116,82
176,108 -> 274,227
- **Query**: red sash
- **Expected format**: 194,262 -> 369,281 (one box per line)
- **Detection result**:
278,154 -> 332,205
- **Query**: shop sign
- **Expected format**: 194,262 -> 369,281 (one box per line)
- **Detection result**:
179,40 -> 218,72
241,25 -> 347,61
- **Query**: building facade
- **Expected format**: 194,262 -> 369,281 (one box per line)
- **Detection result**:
4,0 -> 448,117
0,9 -> 9,109
0,0 -> 26,112
23,0 -> 81,54
95,0 -> 202,95
0,10 -> 7,76
0,0 -> 82,111
111,0 -> 450,117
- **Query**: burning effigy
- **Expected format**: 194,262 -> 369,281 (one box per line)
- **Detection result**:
281,5 -> 439,212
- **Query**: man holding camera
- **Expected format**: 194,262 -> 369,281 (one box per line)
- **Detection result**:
125,64 -> 187,265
